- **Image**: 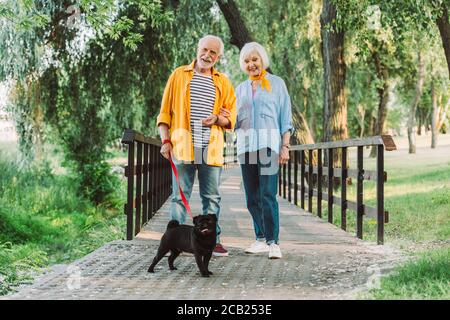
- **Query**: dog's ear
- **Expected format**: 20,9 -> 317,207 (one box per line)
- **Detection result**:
208,214 -> 217,222
193,215 -> 199,224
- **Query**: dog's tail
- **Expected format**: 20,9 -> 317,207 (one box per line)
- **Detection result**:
167,220 -> 180,229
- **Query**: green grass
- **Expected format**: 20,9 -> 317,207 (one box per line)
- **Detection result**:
364,247 -> 450,300
0,156 -> 126,295
303,149 -> 450,299
307,160 -> 450,243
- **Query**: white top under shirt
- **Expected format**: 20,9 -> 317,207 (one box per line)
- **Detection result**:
189,71 -> 216,148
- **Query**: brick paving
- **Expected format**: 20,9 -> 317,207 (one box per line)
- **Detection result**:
3,167 -> 402,300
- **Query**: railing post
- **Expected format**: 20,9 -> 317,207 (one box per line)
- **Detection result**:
288,154 -> 292,203
126,142 -> 134,240
377,145 -> 384,245
158,152 -> 162,208
151,145 -> 156,218
317,149 -> 322,218
143,143 -> 149,224
294,151 -> 298,206
278,165 -> 282,196
341,147 -> 347,230
328,148 -> 333,223
300,150 -> 305,209
135,142 -> 143,235
283,163 -> 287,199
357,146 -> 364,239
308,150 -> 313,213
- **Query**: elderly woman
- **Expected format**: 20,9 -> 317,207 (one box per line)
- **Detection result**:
222,42 -> 293,259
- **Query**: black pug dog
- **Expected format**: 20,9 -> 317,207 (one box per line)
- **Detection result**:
147,214 -> 217,277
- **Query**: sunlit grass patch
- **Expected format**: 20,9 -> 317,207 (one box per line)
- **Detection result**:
365,247 -> 450,300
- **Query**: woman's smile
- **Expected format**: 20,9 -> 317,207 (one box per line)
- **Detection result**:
244,52 -> 263,77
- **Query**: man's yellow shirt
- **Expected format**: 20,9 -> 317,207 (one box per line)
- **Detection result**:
157,60 -> 237,166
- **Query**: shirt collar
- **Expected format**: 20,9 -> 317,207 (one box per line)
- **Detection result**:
184,60 -> 220,76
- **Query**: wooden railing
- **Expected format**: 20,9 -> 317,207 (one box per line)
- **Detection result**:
121,129 -> 395,244
279,135 -> 397,244
121,129 -> 172,240
121,129 -> 238,240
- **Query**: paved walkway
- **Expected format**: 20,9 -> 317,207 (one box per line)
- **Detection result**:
4,167 -> 402,300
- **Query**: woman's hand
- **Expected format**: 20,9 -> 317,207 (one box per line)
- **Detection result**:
279,145 -> 290,165
160,142 -> 173,160
219,107 -> 231,118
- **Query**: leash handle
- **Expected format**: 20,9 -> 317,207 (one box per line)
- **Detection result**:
169,155 -> 193,219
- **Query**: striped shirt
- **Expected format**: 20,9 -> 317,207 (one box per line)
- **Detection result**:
190,71 -> 216,148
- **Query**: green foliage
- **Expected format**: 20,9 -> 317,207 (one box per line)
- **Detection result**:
0,155 -> 126,295
235,0 -> 324,137
368,248 -> 450,299
0,0 -> 176,203
0,242 -> 48,295
76,161 -> 120,204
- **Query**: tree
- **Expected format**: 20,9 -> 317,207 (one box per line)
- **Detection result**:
1,0 -> 173,203
407,50 -> 426,154
217,0 -> 317,163
320,0 -> 348,166
436,1 -> 450,79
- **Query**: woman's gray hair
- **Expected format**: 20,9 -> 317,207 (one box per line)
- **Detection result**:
198,35 -> 224,56
239,42 -> 270,72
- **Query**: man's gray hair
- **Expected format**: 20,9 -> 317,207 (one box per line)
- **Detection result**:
239,42 -> 270,72
198,35 -> 225,56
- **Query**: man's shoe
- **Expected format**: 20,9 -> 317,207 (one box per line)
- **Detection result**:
245,240 -> 270,254
268,243 -> 282,259
213,243 -> 229,257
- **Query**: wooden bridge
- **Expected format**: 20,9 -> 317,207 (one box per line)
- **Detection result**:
4,131 -> 402,300
122,129 -> 397,244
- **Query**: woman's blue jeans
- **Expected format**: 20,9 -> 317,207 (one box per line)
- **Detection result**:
170,148 -> 222,243
239,148 -> 280,245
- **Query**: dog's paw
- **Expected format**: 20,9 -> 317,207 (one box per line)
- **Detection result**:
201,272 -> 210,277
170,267 -> 178,271
208,270 -> 213,275
147,268 -> 155,273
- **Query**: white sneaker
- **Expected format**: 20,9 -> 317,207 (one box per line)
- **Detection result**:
268,243 -> 282,259
245,240 -> 270,254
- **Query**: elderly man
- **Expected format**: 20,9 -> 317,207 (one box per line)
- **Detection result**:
157,35 -> 237,257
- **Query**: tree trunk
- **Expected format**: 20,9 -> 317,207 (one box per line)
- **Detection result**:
320,0 -> 348,167
369,50 -> 391,157
431,79 -> 438,148
407,51 -> 425,154
217,0 -> 317,162
436,4 -> 450,79
215,0 -> 253,49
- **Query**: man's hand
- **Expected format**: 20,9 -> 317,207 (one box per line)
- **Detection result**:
279,145 -> 290,165
201,114 -> 218,127
160,142 -> 173,160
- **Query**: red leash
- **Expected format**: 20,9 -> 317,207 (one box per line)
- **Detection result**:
168,155 -> 193,219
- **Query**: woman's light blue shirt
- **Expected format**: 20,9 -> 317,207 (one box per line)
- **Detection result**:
234,73 -> 293,156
